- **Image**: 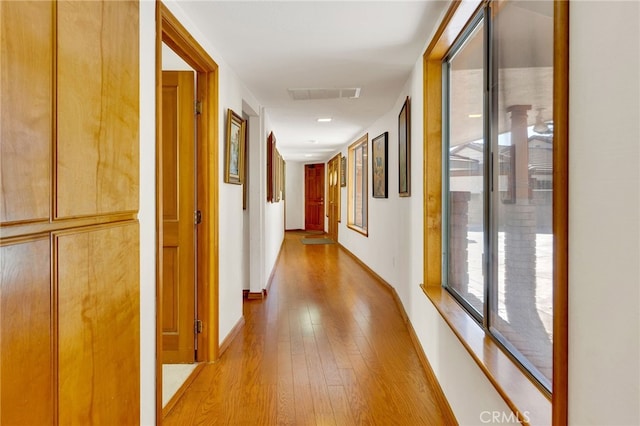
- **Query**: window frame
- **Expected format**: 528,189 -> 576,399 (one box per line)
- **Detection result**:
421,0 -> 568,424
347,134 -> 369,236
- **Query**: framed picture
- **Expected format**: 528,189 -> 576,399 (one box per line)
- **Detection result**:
372,132 -> 388,198
243,119 -> 248,209
340,155 -> 346,187
274,150 -> 281,202
267,132 -> 275,202
398,96 -> 411,196
224,108 -> 245,185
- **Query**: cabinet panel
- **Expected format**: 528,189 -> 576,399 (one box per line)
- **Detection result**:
56,0 -> 139,218
0,237 -> 52,425
57,222 -> 139,424
0,1 -> 52,224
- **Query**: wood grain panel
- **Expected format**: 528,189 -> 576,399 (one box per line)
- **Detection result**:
162,84 -> 178,221
0,1 -> 52,224
56,222 -> 139,425
56,0 -> 139,218
0,237 -> 52,425
162,247 -> 179,333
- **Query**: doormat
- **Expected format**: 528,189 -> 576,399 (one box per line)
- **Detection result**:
301,238 -> 335,245
304,230 -> 325,235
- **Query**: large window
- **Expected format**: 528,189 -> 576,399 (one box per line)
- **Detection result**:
347,134 -> 368,235
443,0 -> 554,391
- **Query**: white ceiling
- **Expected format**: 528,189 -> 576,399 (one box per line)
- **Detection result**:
171,1 -> 449,162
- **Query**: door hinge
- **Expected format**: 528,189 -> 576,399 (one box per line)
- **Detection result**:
195,319 -> 203,334
195,100 -> 202,115
194,210 -> 202,225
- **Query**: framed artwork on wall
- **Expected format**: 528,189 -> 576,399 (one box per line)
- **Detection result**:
224,108 -> 245,185
398,96 -> 411,196
372,132 -> 388,198
267,131 -> 275,202
340,155 -> 346,187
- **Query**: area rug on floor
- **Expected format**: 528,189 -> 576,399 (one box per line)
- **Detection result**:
301,238 -> 335,245
304,230 -> 325,235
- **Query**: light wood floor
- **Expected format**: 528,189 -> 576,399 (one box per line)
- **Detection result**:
164,231 -> 455,425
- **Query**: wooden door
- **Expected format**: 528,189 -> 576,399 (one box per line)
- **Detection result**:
162,71 -> 196,363
304,163 -> 325,231
327,154 -> 341,241
1,1 -> 140,423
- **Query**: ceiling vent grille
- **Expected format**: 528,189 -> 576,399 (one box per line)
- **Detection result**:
287,88 -> 361,101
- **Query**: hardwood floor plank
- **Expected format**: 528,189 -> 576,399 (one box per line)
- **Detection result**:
163,231 -> 455,425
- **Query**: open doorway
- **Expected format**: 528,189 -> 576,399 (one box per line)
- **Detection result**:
156,3 -> 220,420
160,43 -> 198,409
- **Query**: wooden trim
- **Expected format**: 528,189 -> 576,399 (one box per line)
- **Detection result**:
157,2 -> 220,421
0,213 -> 137,239
218,316 -> 245,356
423,0 -> 484,288
337,243 -> 457,424
404,303 -> 457,425
154,3 -> 163,423
247,292 -> 265,300
552,1 -> 569,424
161,363 -> 205,418
264,237 -> 285,295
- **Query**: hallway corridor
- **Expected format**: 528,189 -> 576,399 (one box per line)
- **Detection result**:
164,231 -> 454,425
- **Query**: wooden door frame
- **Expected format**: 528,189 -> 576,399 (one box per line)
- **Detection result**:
327,154 -> 341,241
156,2 -> 220,420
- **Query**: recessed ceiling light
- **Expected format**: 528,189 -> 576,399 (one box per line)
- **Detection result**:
304,154 -> 314,157
468,114 -> 482,118
317,118 -> 332,123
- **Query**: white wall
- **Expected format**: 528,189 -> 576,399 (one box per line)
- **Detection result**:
139,2 -> 156,424
285,161 -> 305,230
568,2 -> 639,425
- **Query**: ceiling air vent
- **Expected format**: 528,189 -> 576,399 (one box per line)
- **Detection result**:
287,88 -> 361,101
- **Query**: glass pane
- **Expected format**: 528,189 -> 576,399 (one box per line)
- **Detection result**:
490,0 -> 554,389
361,142 -> 367,230
355,145 -> 363,227
447,18 -> 485,316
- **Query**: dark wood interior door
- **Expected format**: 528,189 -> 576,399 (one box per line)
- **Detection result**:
304,163 -> 325,231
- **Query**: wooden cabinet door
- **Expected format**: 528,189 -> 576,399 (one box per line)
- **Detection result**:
161,71 -> 196,363
57,223 -> 140,425
0,237 -> 53,425
0,1 -> 52,225
56,0 -> 139,219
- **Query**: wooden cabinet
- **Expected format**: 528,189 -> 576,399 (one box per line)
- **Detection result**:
0,1 -> 140,423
